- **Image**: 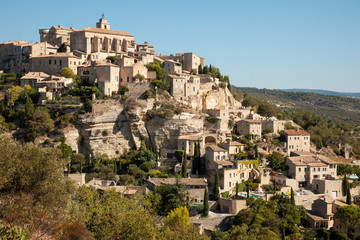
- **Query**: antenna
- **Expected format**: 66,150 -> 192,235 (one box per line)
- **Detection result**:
102,13 -> 105,19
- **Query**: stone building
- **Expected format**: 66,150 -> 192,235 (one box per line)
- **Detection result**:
120,62 -> 148,86
146,177 -> 208,204
237,119 -> 262,139
280,129 -> 310,155
39,25 -> 75,47
286,152 -> 338,187
164,59 -> 182,74
30,52 -> 81,75
177,135 -> 204,156
70,16 -> 134,58
167,74 -> 200,101
92,62 -> 120,96
20,72 -> 50,88
261,118 -> 292,133
0,41 -> 57,74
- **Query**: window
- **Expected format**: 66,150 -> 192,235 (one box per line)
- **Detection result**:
193,87 -> 195,92
229,182 -> 231,187
299,168 -> 301,172
49,60 -> 52,64
105,67 -> 108,72
229,173 -> 231,178
54,60 -> 57,64
126,76 -> 130,82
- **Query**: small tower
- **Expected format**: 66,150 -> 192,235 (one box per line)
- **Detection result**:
96,14 -> 110,29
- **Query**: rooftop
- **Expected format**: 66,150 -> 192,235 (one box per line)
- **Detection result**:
31,52 -> 80,59
207,145 -> 227,152
282,129 -> 310,136
148,177 -> 207,186
241,119 -> 261,124
74,27 -> 133,37
178,135 -> 202,140
21,72 -> 50,79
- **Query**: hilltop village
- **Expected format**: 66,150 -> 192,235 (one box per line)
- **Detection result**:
1,16 -> 360,239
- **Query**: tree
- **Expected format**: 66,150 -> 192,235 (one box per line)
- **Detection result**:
154,180 -> 188,215
106,56 -> 118,63
236,182 -> 239,198
0,135 -> 75,235
214,173 -> 220,200
25,108 -> 54,141
174,150 -> 184,162
255,145 -> 259,159
335,205 -> 360,234
182,152 -> 187,178
133,73 -> 145,82
58,143 -> 73,159
8,86 -> 24,106
61,67 -> 76,79
202,188 -> 209,217
342,175 -> 349,197
291,187 -> 295,205
267,152 -> 285,171
346,185 -> 352,205
57,43 -> 67,53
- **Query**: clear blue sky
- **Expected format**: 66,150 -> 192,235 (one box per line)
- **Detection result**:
1,0 -> 359,92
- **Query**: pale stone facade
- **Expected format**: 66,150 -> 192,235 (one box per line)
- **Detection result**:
262,118 -> 292,133
39,25 -> 75,47
168,74 -> 200,101
281,129 -> 310,155
177,135 -> 204,156
120,62 -> 148,86
94,63 -> 120,96
30,52 -> 81,75
237,119 -> 262,139
286,152 -> 337,187
164,59 -> 182,74
0,41 -> 57,74
70,16 -> 134,56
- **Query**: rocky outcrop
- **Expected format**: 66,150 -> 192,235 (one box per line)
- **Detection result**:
77,100 -> 134,158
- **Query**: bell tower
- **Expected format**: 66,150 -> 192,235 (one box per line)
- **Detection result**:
96,14 -> 110,29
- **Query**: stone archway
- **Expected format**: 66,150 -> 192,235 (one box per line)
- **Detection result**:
205,136 -> 216,145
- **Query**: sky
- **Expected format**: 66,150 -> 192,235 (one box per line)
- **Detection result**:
0,0 -> 359,92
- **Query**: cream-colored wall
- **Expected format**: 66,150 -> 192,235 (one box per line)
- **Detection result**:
30,56 -> 80,75
96,65 -> 120,95
286,135 -> 310,155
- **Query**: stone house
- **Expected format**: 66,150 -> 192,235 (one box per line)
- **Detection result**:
164,59 -> 182,74
311,179 -> 343,198
21,72 -> 72,90
218,141 -> 245,155
280,129 -> 310,155
237,119 -> 262,139
120,62 -> 148,86
168,74 -> 200,101
286,152 -> 338,187
261,118 -> 292,133
20,72 -> 50,88
0,41 -> 57,74
39,25 -> 75,47
93,62 -> 120,96
146,177 -> 208,204
177,135 -> 204,156
305,198 -> 347,231
30,52 -> 81,75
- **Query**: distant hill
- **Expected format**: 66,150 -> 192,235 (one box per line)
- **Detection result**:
282,88 -> 360,98
232,86 -> 360,125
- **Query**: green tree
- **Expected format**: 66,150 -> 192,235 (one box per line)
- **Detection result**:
57,43 -> 67,53
182,152 -> 187,178
155,180 -> 188,215
25,108 -> 54,141
335,205 -> 360,235
236,182 -> 239,198
291,187 -> 295,205
342,175 -> 349,197
203,188 -> 209,217
346,185 -> 352,205
106,56 -> 118,63
60,67 -> 76,79
214,173 -> 220,200
0,135 -> 75,235
267,152 -> 285,171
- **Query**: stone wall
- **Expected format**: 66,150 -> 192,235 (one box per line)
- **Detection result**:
219,198 -> 247,214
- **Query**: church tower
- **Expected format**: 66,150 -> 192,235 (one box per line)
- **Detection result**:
96,14 -> 110,29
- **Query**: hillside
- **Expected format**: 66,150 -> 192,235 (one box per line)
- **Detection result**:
282,88 -> 360,98
232,86 -> 360,126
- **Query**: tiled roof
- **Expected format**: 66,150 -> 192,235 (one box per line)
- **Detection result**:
31,53 -> 79,59
228,141 -> 244,146
21,72 -> 50,79
282,129 -> 310,136
216,160 -> 233,165
241,119 -> 261,124
207,145 -> 228,152
148,177 -> 207,186
74,27 -> 133,37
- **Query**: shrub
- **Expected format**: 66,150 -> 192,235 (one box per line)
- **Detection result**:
102,130 -> 109,136
221,191 -> 230,198
188,204 -> 204,217
205,116 -> 220,123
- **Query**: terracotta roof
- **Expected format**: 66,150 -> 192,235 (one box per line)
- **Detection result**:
282,129 -> 310,136
168,74 -> 185,79
207,145 -> 227,152
216,160 -> 233,165
31,53 -> 79,59
74,27 -> 133,37
148,177 -> 207,186
306,211 -> 328,221
241,119 -> 261,124
291,151 -> 314,156
96,62 -> 119,67
334,200 -> 347,207
307,162 -> 327,167
228,141 -> 244,146
21,72 -> 50,79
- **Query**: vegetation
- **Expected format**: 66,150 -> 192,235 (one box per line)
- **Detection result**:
182,152 -> 187,178
214,173 -> 220,200
206,116 -> 220,123
106,55 -> 119,63
266,152 -> 286,172
57,43 -> 67,53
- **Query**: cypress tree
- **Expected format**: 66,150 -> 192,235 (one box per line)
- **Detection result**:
182,152 -> 187,178
346,185 -> 352,204
255,145 -> 259,159
274,180 -> 277,193
154,145 -> 158,161
291,187 -> 295,205
236,182 -> 239,198
342,175 -> 348,197
203,188 -> 209,217
214,173 -> 220,200
159,146 -> 162,159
